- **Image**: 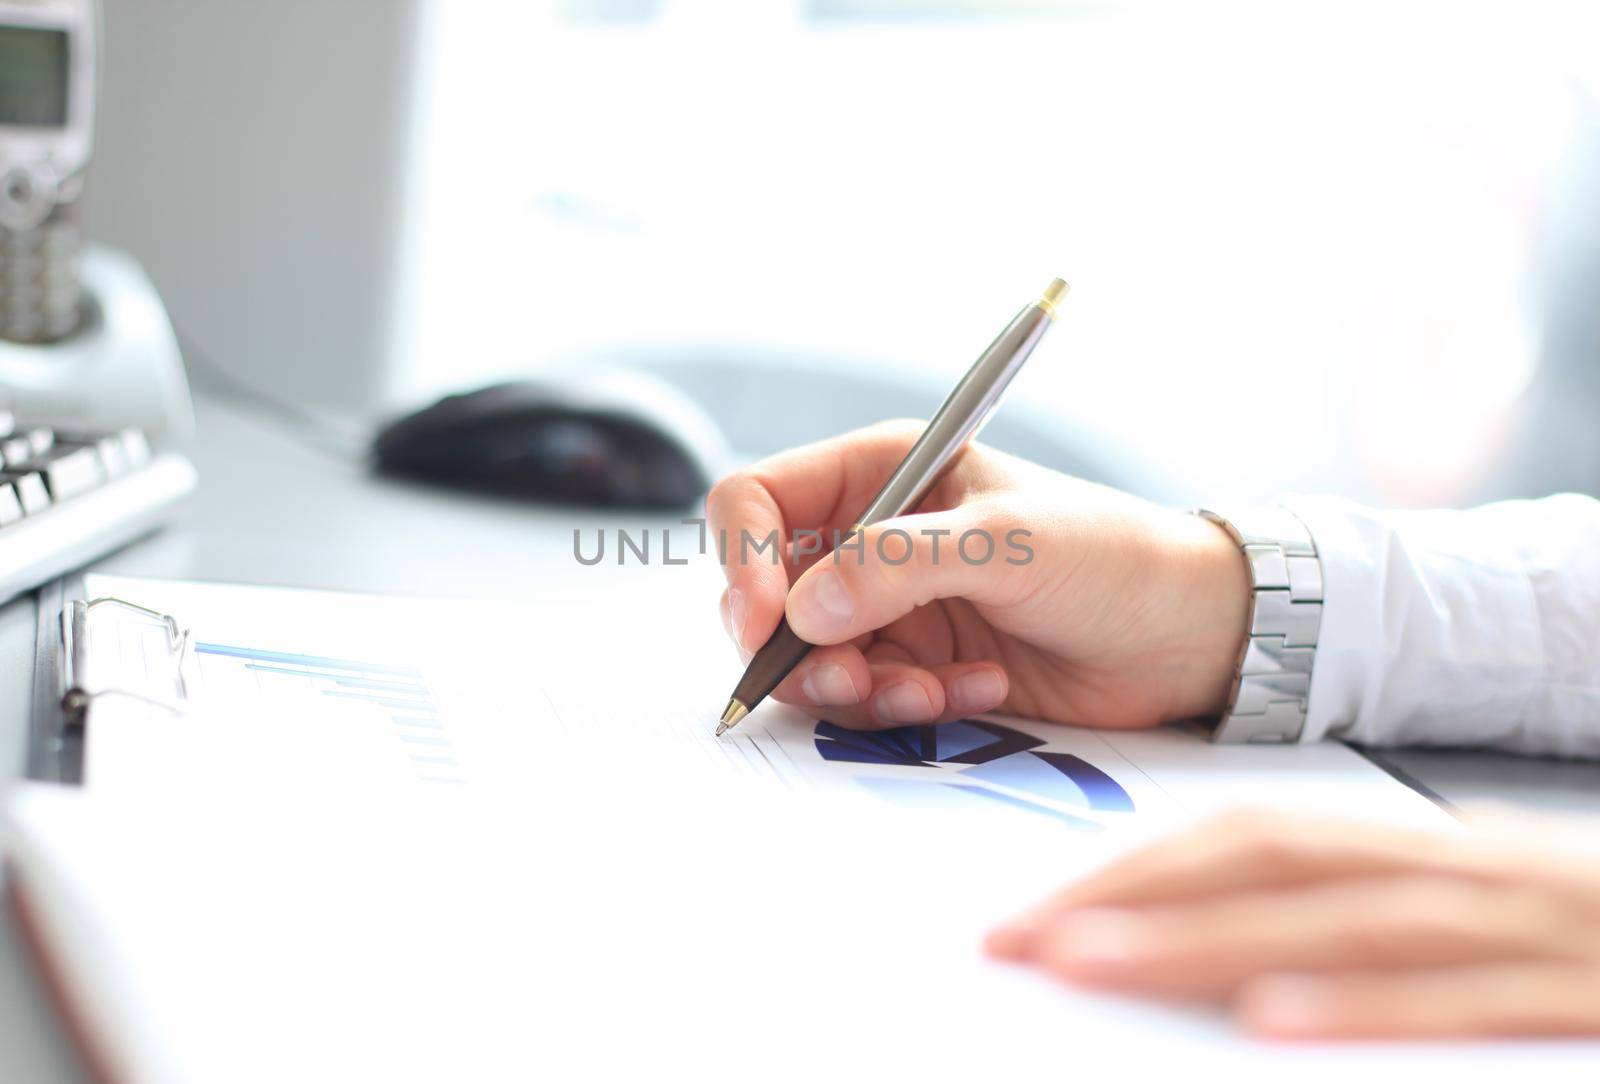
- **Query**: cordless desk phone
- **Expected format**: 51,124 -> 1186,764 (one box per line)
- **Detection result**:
0,0 -> 96,344
0,1 -> 197,604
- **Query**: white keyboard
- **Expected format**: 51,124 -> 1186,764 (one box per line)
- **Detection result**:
0,416 -> 196,605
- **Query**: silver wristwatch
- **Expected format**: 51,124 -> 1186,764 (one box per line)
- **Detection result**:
1194,506 -> 1323,743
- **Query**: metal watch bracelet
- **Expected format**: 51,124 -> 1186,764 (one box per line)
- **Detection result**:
1194,506 -> 1323,743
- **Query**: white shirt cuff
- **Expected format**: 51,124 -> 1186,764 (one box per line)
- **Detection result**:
1277,495 -> 1545,749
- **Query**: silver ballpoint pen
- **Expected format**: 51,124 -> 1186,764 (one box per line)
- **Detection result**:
717,278 -> 1069,736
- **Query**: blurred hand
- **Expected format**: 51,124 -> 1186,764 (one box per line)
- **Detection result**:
986,811 -> 1600,1039
705,420 -> 1249,729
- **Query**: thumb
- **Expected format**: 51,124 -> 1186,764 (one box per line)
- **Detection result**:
784,509 -> 1028,644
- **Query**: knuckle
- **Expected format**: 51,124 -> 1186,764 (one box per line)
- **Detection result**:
972,499 -> 1026,540
1208,807 -> 1274,840
855,418 -> 929,458
825,533 -> 913,614
704,472 -> 749,520
1357,877 -> 1482,943
860,523 -> 920,574
1217,815 -> 1303,867
866,417 -> 928,442
1328,917 -> 1403,958
827,537 -> 880,591
1429,881 -> 1565,941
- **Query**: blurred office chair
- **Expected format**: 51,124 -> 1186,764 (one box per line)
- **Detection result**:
623,349 -> 1163,500
1473,92 -> 1600,503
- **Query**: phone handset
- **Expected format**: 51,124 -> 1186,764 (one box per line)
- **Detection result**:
0,0 -> 97,344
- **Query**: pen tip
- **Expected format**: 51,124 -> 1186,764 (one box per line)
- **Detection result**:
717,698 -> 750,737
1038,278 -> 1070,317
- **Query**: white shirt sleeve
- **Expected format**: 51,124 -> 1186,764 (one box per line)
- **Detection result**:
1278,493 -> 1600,758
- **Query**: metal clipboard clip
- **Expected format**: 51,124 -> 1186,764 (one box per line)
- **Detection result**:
59,596 -> 192,727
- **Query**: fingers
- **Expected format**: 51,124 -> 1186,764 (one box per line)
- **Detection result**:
772,649 -> 1009,728
1008,809 -> 1539,927
706,420 -> 928,557
784,509 -> 1027,646
706,491 -> 790,654
859,660 -> 948,726
858,659 -> 1007,727
1020,877 -> 1593,1001
986,809 -> 1600,1039
707,421 -> 1010,654
769,644 -> 873,708
937,663 -> 1010,721
1239,964 -> 1600,1039
986,811 -> 1509,962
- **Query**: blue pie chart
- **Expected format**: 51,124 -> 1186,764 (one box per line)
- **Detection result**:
814,718 -> 1134,828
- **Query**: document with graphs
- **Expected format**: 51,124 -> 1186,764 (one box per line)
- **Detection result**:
16,575 -> 1572,1084
66,574 -> 1448,837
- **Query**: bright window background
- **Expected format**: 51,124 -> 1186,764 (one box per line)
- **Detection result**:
392,0 -> 1600,505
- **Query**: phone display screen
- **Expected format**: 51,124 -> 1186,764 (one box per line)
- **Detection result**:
0,26 -> 70,128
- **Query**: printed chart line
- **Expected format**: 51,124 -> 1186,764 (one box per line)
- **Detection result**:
194,641 -> 463,787
195,643 -> 422,677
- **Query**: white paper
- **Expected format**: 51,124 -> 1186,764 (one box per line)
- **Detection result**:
76,574 -> 1451,834
25,574 -> 1585,1082
8,778 -> 1598,1084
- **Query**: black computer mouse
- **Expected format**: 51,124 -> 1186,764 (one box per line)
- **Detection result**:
372,371 -> 729,510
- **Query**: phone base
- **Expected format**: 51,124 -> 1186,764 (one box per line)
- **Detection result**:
0,244 -> 193,441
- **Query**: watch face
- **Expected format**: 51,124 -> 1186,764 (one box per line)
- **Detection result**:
0,25 -> 70,129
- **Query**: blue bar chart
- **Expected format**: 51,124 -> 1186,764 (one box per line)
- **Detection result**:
192,641 -> 464,785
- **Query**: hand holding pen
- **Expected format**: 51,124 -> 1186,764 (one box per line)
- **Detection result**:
708,281 -> 1254,735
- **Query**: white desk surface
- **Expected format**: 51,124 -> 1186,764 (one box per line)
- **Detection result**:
1,393 -> 1597,1082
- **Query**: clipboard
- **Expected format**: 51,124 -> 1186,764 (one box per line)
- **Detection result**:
29,576 -> 190,785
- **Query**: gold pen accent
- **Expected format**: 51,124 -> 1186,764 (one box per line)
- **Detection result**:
715,698 -> 750,738
1037,278 -> 1069,318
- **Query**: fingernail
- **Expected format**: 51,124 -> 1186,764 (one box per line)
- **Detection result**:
875,681 -> 934,724
951,669 -> 1005,712
791,569 -> 855,638
985,912 -> 1046,960
727,587 -> 747,650
1243,977 -> 1330,1036
1042,909 -> 1146,969
801,663 -> 859,706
